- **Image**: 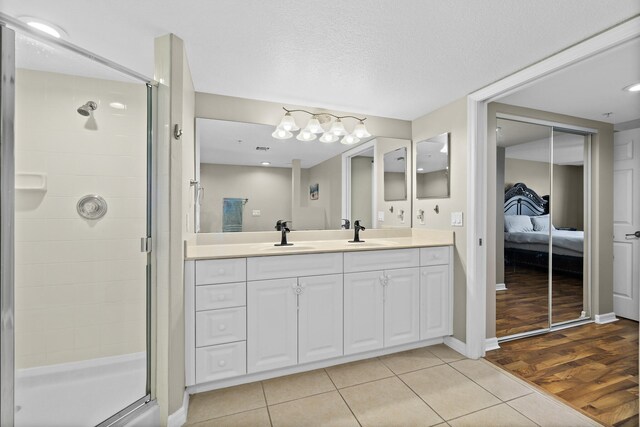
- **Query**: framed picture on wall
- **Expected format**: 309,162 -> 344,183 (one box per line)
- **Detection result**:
310,183 -> 319,200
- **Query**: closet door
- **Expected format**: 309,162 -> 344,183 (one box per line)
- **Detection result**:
496,118 -> 552,338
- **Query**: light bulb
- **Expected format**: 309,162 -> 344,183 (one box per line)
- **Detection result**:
624,82 -> 640,92
278,113 -> 299,131
319,132 -> 338,143
353,121 -> 371,138
296,130 -> 317,141
272,127 -> 292,140
329,119 -> 348,136
340,134 -> 360,145
305,117 -> 324,134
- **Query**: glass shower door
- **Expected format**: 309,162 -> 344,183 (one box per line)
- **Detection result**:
8,27 -> 151,426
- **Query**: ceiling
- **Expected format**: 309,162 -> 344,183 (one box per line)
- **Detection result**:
1,1 -> 639,120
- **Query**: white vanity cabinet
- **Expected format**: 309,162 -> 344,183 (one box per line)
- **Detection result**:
343,249 -> 421,354
246,253 -> 343,373
420,247 -> 452,339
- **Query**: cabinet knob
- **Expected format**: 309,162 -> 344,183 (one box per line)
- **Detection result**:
218,294 -> 226,301
218,360 -> 227,367
218,324 -> 226,331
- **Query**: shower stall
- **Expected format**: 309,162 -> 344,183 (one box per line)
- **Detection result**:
1,15 -> 155,426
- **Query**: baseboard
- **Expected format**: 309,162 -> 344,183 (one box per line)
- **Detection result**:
496,283 -> 507,291
444,336 -> 467,356
485,337 -> 500,352
594,312 -> 618,324
167,391 -> 189,427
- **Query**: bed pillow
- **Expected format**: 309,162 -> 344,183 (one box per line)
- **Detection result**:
504,215 -> 534,232
531,215 -> 555,231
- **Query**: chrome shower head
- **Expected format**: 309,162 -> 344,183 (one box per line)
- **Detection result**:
77,101 -> 97,116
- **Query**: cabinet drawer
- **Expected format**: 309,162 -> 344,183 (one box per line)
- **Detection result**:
196,341 -> 246,383
196,282 -> 246,311
196,307 -> 246,347
247,252 -> 342,281
420,247 -> 450,266
196,258 -> 246,285
344,249 -> 419,273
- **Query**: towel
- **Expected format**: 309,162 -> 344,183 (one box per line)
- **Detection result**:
223,198 -> 244,232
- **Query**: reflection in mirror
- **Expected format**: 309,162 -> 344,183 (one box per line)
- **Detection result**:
383,147 -> 407,201
350,148 -> 374,228
195,118 -> 374,232
415,133 -> 449,199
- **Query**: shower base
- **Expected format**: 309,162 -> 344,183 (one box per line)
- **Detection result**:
15,352 -> 146,427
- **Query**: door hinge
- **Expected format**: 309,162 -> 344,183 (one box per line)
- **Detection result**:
141,237 -> 152,253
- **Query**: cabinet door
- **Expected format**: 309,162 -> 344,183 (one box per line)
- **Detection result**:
247,278 -> 298,373
298,274 -> 344,363
420,265 -> 451,339
384,268 -> 420,347
344,271 -> 384,355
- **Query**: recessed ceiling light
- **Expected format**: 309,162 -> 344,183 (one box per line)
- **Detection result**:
20,17 -> 67,39
417,168 -> 424,172
261,161 -> 271,166
109,102 -> 127,110
623,82 -> 640,92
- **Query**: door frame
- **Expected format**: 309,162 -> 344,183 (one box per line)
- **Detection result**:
465,16 -> 640,359
342,139 -> 377,228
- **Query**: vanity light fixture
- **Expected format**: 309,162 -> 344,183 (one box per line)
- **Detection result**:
273,107 -> 371,144
440,142 -> 448,154
623,82 -> 640,92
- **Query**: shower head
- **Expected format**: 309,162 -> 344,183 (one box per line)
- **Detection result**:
77,101 -> 97,116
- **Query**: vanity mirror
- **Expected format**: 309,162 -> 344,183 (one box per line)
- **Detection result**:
383,147 -> 407,201
415,132 -> 450,199
195,118 -> 375,233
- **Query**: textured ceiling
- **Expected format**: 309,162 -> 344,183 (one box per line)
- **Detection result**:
1,1 -> 639,120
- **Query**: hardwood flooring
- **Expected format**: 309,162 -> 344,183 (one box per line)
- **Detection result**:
486,319 -> 639,426
497,266 -> 584,337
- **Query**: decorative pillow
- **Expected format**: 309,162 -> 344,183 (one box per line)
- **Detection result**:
504,215 -> 534,233
531,215 -> 555,231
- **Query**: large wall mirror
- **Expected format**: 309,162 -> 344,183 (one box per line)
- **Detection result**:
415,132 -> 450,199
383,147 -> 407,201
195,118 -> 375,233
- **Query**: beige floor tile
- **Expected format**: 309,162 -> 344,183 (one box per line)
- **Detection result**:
325,358 -> 394,389
379,347 -> 445,374
340,376 -> 443,426
188,407 -> 271,427
507,393 -> 601,427
269,391 -> 359,427
400,364 -> 500,420
450,359 -> 532,401
262,369 -> 336,405
187,383 -> 266,424
448,404 -> 537,427
426,344 -> 466,363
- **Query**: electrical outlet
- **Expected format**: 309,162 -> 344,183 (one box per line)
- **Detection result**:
377,211 -> 385,221
252,210 -> 261,217
451,212 -> 463,226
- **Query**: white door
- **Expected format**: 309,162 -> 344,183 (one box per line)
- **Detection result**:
384,268 -> 420,347
420,265 -> 451,339
613,128 -> 640,321
344,271 -> 384,355
298,274 -> 344,363
247,278 -> 298,373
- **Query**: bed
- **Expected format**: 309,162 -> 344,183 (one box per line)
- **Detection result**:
503,183 -> 583,275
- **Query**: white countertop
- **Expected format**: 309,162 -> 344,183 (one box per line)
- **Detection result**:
185,229 -> 454,260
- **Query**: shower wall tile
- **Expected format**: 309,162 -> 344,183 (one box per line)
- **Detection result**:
14,69 -> 148,369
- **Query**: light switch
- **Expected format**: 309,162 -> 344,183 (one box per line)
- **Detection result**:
252,210 -> 261,217
377,211 -> 385,221
451,212 -> 463,227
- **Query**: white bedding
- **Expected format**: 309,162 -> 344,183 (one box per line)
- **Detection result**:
504,229 -> 584,255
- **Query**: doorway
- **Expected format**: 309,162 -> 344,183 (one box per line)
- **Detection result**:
495,116 -> 592,340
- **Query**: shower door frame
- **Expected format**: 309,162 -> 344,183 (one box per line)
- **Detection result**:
0,15 -> 158,426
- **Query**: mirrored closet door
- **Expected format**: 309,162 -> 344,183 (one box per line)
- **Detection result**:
496,117 -> 591,340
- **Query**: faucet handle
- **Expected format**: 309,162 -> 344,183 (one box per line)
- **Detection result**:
354,220 -> 365,230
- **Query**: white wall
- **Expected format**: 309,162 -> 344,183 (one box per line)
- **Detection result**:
199,164 -> 292,232
14,69 -> 147,369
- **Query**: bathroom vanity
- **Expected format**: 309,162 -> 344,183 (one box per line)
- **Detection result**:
184,230 -> 454,392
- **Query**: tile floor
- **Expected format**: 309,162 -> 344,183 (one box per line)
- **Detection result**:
185,344 -> 601,427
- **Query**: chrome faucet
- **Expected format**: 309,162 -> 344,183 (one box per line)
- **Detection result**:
275,220 -> 292,246
349,220 -> 365,243
341,219 -> 351,230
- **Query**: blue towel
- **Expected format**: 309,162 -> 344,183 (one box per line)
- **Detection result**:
223,198 -> 244,232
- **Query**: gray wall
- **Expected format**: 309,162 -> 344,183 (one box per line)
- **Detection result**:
416,170 -> 448,199
351,156 -> 373,228
305,155 -> 343,230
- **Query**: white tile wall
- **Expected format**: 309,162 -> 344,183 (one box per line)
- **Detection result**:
14,69 -> 147,369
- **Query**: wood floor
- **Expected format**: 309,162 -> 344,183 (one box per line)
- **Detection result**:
486,319 -> 639,426
497,266 -> 584,337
